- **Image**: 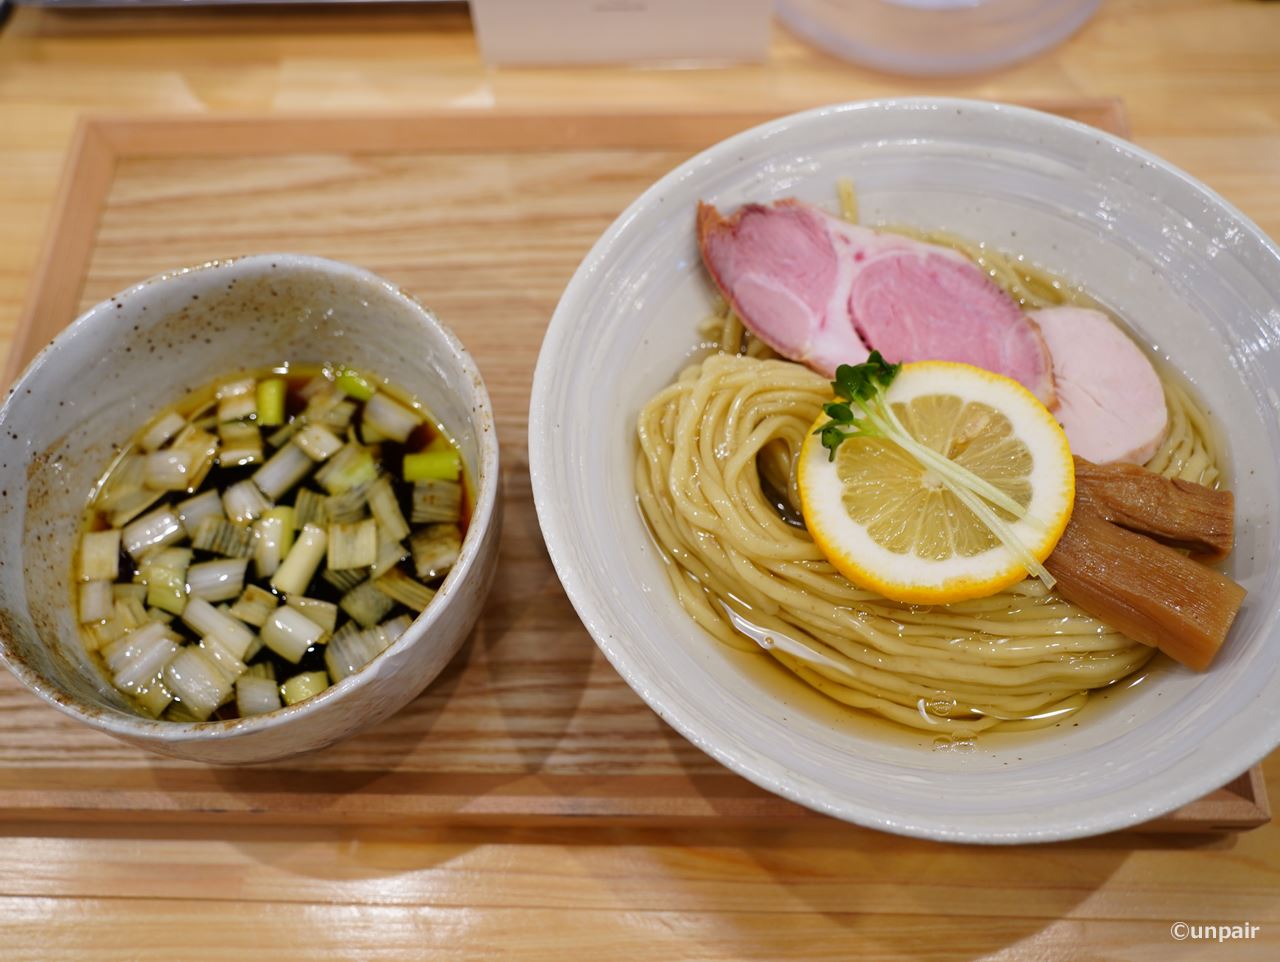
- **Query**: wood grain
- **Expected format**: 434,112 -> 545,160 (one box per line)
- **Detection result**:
0,103 -> 1265,834
0,2 -> 1279,959
0,819 -> 1276,960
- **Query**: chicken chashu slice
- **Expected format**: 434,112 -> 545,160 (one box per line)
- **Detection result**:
696,199 -> 1056,404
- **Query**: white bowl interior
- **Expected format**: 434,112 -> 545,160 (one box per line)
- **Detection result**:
531,99 -> 1280,842
0,255 -> 497,757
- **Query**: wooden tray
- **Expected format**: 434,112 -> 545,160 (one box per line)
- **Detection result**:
2,100 -> 1268,834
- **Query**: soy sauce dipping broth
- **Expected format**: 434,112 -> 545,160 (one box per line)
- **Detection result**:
74,362 -> 471,723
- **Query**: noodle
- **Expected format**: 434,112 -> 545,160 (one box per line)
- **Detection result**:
636,191 -> 1222,736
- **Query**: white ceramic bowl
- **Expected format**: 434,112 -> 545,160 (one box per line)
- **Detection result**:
530,99 -> 1280,843
0,254 -> 501,764
776,0 -> 1100,77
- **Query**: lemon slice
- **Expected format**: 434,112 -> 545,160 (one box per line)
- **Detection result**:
798,361 -> 1074,604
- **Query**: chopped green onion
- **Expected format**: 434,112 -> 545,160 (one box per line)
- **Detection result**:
322,566 -> 366,594
245,660 -> 277,681
262,606 -> 327,663
293,424 -> 344,462
315,443 -> 378,495
256,378 -> 286,427
216,377 -> 256,398
253,443 -> 314,501
380,614 -> 413,642
242,634 -> 263,662
266,420 -> 299,449
363,392 -> 420,444
331,620 -> 360,643
85,619 -> 123,652
191,516 -> 254,558
380,614 -> 412,644
325,624 -> 393,682
163,645 -> 232,720
133,677 -> 173,717
141,546 -> 192,615
216,378 -> 257,423
302,382 -> 344,418
229,584 -> 278,627
99,453 -> 146,496
335,367 -> 376,401
199,637 -> 249,685
328,518 -> 378,570
164,701 -> 203,723
78,580 -> 113,623
147,608 -> 175,624
218,421 -> 263,467
270,523 -> 327,597
176,490 -> 224,538
410,523 -> 462,581
222,479 -> 272,525
104,622 -> 180,694
281,671 -> 329,706
80,529 -> 122,581
187,558 -> 248,603
180,597 -> 255,660
287,596 -> 338,634
139,411 -> 186,452
117,597 -> 149,630
112,582 -> 147,604
252,506 -> 295,579
98,455 -> 164,526
370,532 -> 410,579
107,489 -> 165,529
297,373 -> 330,401
320,400 -> 358,431
122,506 -> 184,560
368,476 -> 410,542
339,579 -> 396,629
235,675 -> 282,716
373,568 -> 435,612
91,598 -> 149,649
293,488 -> 325,529
410,479 -> 462,523
403,450 -> 461,483
323,479 -> 374,524
144,425 -> 218,492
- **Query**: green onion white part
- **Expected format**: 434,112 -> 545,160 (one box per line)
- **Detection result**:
236,675 -> 282,716
76,365 -> 465,722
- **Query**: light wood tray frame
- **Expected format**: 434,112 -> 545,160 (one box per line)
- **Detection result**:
2,100 -> 1267,833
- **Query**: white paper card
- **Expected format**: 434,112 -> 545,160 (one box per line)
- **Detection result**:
471,0 -> 772,66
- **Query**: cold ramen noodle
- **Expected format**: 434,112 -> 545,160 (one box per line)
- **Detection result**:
635,186 -> 1245,738
75,364 -> 470,721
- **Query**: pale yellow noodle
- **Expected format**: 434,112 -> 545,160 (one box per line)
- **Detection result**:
641,194 -> 1221,736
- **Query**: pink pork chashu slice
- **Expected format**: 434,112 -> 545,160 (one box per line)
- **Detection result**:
1030,306 -> 1169,465
697,200 -> 1056,405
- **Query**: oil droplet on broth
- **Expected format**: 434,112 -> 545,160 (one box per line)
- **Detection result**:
932,735 -> 976,753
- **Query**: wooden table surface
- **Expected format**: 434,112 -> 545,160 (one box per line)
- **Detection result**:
1,2 -> 1279,959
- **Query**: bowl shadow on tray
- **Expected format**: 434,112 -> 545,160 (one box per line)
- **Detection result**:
463,464 -> 595,775
646,719 -> 1239,959
140,640 -> 473,803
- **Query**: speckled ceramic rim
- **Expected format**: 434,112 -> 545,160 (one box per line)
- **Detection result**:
0,253 -> 500,747
529,98 -> 1280,843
